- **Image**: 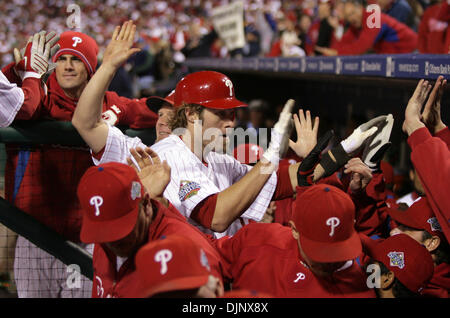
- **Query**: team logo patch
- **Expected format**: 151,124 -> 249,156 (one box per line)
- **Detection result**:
178,180 -> 201,202
427,217 -> 442,233
387,251 -> 405,269
131,181 -> 142,200
200,249 -> 210,271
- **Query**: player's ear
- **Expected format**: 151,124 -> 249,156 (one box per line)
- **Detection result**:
424,235 -> 440,253
185,106 -> 199,123
289,221 -> 299,240
380,271 -> 395,290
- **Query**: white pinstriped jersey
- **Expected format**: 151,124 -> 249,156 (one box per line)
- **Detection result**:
92,124 -> 278,238
0,71 -> 24,127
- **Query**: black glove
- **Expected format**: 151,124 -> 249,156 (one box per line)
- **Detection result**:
297,130 -> 334,186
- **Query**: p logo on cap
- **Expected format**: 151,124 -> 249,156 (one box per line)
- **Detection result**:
89,196 -> 103,216
326,217 -> 340,237
154,249 -> 173,275
72,36 -> 82,47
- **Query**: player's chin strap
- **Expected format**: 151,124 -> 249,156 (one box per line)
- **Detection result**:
262,99 -> 295,166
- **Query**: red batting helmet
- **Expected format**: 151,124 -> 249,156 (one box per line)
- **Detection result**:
174,71 -> 247,109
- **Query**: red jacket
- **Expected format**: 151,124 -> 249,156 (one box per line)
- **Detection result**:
92,200 -> 224,298
408,127 -> 450,244
216,222 -> 376,298
418,3 -> 449,54
333,10 -> 417,55
422,263 -> 450,298
1,63 -> 158,242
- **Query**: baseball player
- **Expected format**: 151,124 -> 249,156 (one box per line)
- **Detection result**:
134,235 -> 224,298
361,233 -> 434,298
76,162 -> 223,298
147,90 -> 175,143
387,197 -> 450,297
0,70 -> 25,127
1,29 -> 165,298
72,21 -> 305,238
215,183 -> 376,298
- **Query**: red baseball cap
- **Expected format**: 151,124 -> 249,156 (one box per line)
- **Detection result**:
135,235 -> 211,298
363,234 -> 434,293
146,90 -> 175,113
174,71 -> 247,109
292,184 -> 362,263
77,162 -> 145,243
53,31 -> 99,76
387,197 -> 446,242
233,143 -> 264,165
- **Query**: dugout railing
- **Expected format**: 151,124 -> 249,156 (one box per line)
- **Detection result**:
0,121 -> 156,297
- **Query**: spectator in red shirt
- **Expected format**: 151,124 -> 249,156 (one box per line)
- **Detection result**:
418,0 -> 449,53
316,0 -> 418,55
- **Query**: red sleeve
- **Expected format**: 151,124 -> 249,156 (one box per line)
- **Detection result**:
408,127 -> 450,243
350,173 -> 389,237
267,41 -> 282,57
215,233 -> 243,282
190,193 -> 219,229
417,9 -> 429,53
272,164 -> 294,200
1,62 -> 21,85
91,146 -> 106,161
437,1 -> 450,22
435,126 -> 450,149
14,77 -> 45,120
333,25 -> 379,55
104,92 -> 158,128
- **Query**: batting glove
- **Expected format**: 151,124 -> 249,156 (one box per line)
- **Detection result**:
361,114 -> 394,172
317,115 -> 386,178
15,31 -> 60,80
297,130 -> 334,186
262,99 -> 294,166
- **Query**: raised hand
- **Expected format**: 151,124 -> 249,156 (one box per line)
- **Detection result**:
127,147 -> 171,199
262,99 -> 294,166
422,76 -> 447,134
402,79 -> 432,136
15,31 -> 60,79
102,20 -> 141,70
289,109 -> 319,159
344,158 -> 373,193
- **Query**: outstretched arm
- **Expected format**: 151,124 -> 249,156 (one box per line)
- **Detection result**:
72,21 -> 140,153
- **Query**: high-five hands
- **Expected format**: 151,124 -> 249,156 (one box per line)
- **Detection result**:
15,31 -> 60,80
127,147 -> 171,200
289,109 -> 319,159
262,99 -> 294,166
102,20 -> 141,70
420,76 -> 447,135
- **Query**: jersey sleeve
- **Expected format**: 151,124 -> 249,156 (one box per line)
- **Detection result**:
230,160 -> 278,221
0,70 -> 24,127
91,124 -> 147,166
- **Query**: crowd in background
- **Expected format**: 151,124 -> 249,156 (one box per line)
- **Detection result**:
1,0 -> 449,98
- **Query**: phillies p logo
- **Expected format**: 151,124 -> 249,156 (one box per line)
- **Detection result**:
72,36 -> 82,47
89,196 -> 103,216
326,217 -> 340,237
154,249 -> 173,275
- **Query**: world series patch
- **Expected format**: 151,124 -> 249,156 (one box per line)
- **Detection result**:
387,251 -> 405,269
178,180 -> 201,202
